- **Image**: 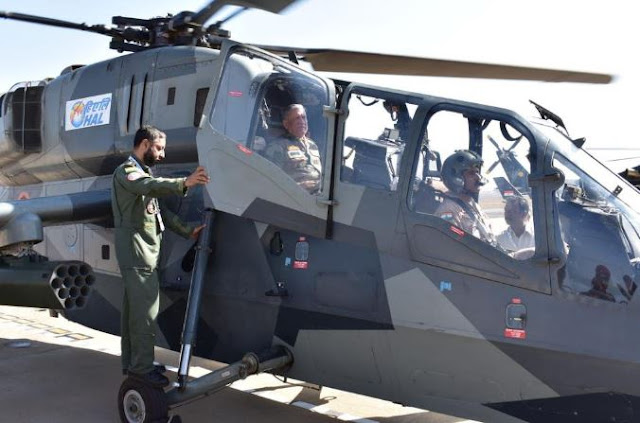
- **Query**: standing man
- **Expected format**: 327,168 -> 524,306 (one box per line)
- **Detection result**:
435,149 -> 497,245
263,104 -> 322,194
112,125 -> 210,387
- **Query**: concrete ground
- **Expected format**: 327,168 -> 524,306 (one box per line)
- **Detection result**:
0,305 -> 479,423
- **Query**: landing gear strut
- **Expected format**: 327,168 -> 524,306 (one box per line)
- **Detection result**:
117,209 -> 293,422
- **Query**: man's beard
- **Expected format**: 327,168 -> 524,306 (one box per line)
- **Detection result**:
143,147 -> 158,167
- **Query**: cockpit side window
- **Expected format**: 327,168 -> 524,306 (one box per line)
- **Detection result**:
553,155 -> 640,304
410,108 -> 536,259
210,48 -> 330,196
340,94 -> 417,191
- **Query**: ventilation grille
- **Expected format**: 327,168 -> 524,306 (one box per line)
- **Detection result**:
10,86 -> 44,153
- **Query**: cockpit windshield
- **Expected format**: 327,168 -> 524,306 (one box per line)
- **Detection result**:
537,123 -> 640,212
538,123 -> 640,303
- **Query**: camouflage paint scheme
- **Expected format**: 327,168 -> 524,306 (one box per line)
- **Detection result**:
2,41 -> 640,423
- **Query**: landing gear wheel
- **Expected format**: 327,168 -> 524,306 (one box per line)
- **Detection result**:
118,377 -> 168,423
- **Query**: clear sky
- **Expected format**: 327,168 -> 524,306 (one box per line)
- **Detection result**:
0,0 -> 637,161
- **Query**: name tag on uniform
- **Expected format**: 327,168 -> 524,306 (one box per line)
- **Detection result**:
287,146 -> 305,160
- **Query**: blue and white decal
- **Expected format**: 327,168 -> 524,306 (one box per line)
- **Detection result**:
439,281 -> 452,292
65,93 -> 112,131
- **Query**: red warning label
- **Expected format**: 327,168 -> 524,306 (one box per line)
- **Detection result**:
504,328 -> 526,340
236,144 -> 253,155
293,261 -> 308,269
450,226 -> 465,236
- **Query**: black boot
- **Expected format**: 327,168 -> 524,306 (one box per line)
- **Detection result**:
128,369 -> 170,388
123,363 -> 167,376
153,363 -> 167,374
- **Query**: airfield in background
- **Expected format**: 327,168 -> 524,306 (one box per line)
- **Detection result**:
0,305 -> 481,423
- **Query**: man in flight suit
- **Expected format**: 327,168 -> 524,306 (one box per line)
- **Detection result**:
264,104 -> 322,194
112,125 -> 210,387
435,149 -> 497,245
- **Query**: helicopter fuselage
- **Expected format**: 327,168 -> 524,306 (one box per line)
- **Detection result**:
2,42 -> 640,423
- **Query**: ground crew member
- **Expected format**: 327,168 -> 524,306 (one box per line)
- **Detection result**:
264,104 -> 322,194
435,149 -> 497,245
112,125 -> 210,388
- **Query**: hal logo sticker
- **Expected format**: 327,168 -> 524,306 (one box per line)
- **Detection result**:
65,93 -> 112,131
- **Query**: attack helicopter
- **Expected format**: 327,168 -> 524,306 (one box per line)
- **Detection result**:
3,1 -> 640,423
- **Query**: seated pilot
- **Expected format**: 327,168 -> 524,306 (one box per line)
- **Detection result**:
263,104 -> 322,194
434,150 -> 497,245
497,196 -> 535,258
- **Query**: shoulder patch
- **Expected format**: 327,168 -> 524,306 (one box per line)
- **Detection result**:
127,171 -> 144,181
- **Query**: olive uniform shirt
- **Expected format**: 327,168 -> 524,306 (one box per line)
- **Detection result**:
263,134 -> 322,194
111,156 -> 194,268
435,193 -> 496,245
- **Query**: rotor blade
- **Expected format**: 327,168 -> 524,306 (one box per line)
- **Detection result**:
487,135 -> 501,150
191,0 -> 298,26
507,137 -> 523,152
257,46 -> 612,84
0,11 -> 118,37
213,7 -> 248,27
487,159 -> 501,174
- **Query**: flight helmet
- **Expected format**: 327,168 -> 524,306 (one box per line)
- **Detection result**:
441,149 -> 484,194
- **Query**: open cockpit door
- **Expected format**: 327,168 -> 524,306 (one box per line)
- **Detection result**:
331,83 -> 421,250
195,41 -> 336,238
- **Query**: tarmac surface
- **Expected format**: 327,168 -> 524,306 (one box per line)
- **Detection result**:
0,305 -> 480,423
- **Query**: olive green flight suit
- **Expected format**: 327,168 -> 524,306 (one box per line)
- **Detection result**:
111,156 -> 194,375
263,134 -> 322,193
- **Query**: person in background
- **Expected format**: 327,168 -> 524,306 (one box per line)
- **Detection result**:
581,264 -> 616,302
497,196 -> 535,254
